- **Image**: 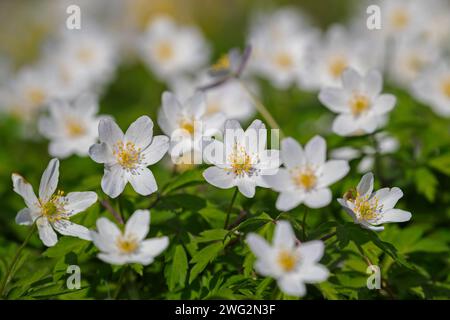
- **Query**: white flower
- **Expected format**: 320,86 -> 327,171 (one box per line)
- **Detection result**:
170,76 -> 256,122
246,221 -> 329,297
202,119 -> 280,198
90,209 -> 168,265
38,95 -> 106,158
248,7 -> 318,89
158,91 -> 226,159
338,172 -> 412,231
264,136 -> 349,211
319,68 -> 396,136
138,15 -> 209,80
412,61 -> 450,117
379,0 -> 426,38
12,158 -> 97,247
306,26 -> 384,89
89,116 -> 169,198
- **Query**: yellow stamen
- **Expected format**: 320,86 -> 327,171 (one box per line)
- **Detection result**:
114,141 -> 141,170
211,54 -> 230,71
391,9 -> 409,29
116,236 -> 139,254
27,88 -> 46,106
228,144 -> 254,176
277,250 -> 298,272
156,41 -> 174,61
40,190 -> 67,223
179,118 -> 195,135
66,120 -> 85,137
274,52 -> 294,69
349,94 -> 370,116
352,192 -> 382,222
441,77 -> 450,99
329,56 -> 348,79
293,168 -> 317,191
77,47 -> 94,63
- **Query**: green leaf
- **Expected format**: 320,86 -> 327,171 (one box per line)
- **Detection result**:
168,245 -> 188,290
189,242 -> 223,284
162,169 -> 204,195
429,153 -> 450,176
414,167 -> 438,201
43,237 -> 88,258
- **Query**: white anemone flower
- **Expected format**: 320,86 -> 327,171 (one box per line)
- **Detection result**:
38,95 -> 106,158
12,159 -> 97,247
319,68 -> 396,136
91,209 -> 168,265
412,61 -> 450,117
338,172 -> 412,231
88,116 -> 169,198
246,220 -> 329,297
138,15 -> 209,80
158,91 -> 226,160
202,119 -> 280,198
264,136 -> 349,211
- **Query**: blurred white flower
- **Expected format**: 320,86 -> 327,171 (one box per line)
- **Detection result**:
12,159 -> 97,247
319,68 -> 396,136
158,91 -> 226,160
246,221 -> 328,297
203,119 -> 280,198
338,172 -> 411,231
264,136 -> 349,211
248,7 -> 318,89
413,61 -> 450,117
378,0 -> 425,38
91,209 -> 168,265
306,26 -> 384,89
170,76 -> 256,122
138,15 -> 209,81
89,116 -> 169,198
331,132 -> 399,173
38,95 -> 106,158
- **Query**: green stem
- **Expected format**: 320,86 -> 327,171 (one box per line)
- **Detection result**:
240,82 -> 284,138
302,207 -> 308,241
224,188 -> 239,229
113,266 -> 128,300
0,223 -> 36,298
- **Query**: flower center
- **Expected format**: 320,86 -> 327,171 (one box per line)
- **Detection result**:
156,41 -> 174,62
66,119 -> 86,137
211,54 -> 230,72
406,54 -> 424,73
328,56 -> 348,79
440,77 -> 450,99
40,190 -> 68,223
113,141 -> 141,170
352,193 -> 382,222
178,118 -> 195,135
228,144 -> 255,177
293,167 -> 317,191
349,93 -> 370,116
274,52 -> 294,69
277,250 -> 298,272
77,47 -> 95,63
391,9 -> 409,29
27,88 -> 46,106
116,235 -> 139,254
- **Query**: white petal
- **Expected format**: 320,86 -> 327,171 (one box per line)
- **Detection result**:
318,160 -> 349,187
97,253 -> 128,265
101,164 -> 127,198
89,142 -> 113,164
128,168 -> 157,196
127,252 -> 155,265
141,135 -> 169,166
125,210 -> 150,242
96,217 -> 121,240
39,158 -> 59,202
141,236 -> 169,257
318,88 -> 348,113
332,114 -> 361,136
64,191 -> 98,216
98,118 -> 124,146
277,275 -> 306,297
357,156 -> 374,173
281,137 -> 305,169
364,69 -> 382,98
263,169 -> 293,192
124,116 -> 154,149
299,240 -> 324,263
15,208 -> 35,226
376,187 -> 403,210
185,91 -> 206,118
273,220 -> 296,249
357,172 -> 374,197
300,264 -> 329,283
37,217 -> 58,247
373,94 -> 396,115
246,233 -> 271,259
236,178 -> 256,198
52,220 -> 92,241
12,173 -> 38,209
203,167 -> 235,189
342,68 -> 362,91
276,191 -> 304,212
379,209 -> 411,224
305,135 -> 326,166
303,188 -> 332,208
161,91 -> 183,123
